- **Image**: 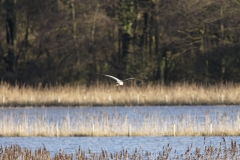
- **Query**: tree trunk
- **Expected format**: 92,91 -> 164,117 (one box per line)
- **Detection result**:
220,5 -> 225,83
71,0 -> 79,66
202,23 -> 209,83
155,8 -> 164,85
121,32 -> 131,66
5,0 -> 17,73
149,14 -> 154,59
118,0 -> 133,76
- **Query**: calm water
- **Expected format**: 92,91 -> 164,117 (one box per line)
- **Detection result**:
0,105 -> 239,122
0,106 -> 240,157
1,136 -> 240,157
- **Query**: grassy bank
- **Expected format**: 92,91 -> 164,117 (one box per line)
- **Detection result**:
1,138 -> 239,159
0,82 -> 240,106
0,110 -> 240,136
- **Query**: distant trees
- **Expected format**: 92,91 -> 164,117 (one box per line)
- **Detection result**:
0,0 -> 240,85
5,0 -> 17,77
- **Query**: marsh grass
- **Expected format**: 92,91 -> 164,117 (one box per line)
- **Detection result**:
1,138 -> 240,159
1,82 -> 240,106
1,109 -> 240,136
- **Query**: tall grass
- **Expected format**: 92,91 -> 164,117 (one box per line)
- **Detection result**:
0,110 -> 240,136
1,82 -> 240,106
1,138 -> 240,159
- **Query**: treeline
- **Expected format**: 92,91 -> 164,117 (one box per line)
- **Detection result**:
1,0 -> 240,85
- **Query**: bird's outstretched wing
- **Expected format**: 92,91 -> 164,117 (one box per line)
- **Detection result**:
123,78 -> 135,81
102,74 -> 121,82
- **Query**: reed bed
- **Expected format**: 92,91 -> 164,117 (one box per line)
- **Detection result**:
0,110 -> 240,136
1,82 -> 240,106
1,138 -> 240,159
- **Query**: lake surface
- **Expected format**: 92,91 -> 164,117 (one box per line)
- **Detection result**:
0,105 -> 239,122
1,106 -> 240,157
1,136 -> 240,158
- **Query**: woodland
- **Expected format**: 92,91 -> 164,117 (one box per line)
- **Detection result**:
1,0 -> 240,85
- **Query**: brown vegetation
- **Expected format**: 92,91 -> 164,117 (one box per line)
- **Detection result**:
1,138 -> 240,159
0,82 -> 240,106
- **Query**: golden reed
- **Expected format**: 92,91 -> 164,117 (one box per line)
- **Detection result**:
0,109 -> 240,136
0,82 -> 240,106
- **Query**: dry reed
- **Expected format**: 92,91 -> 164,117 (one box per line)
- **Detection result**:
1,138 -> 240,159
0,110 -> 240,136
1,82 -> 240,106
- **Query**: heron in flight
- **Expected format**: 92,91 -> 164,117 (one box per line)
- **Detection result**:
102,74 -> 135,86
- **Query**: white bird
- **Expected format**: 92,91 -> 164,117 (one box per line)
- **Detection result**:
102,74 -> 135,86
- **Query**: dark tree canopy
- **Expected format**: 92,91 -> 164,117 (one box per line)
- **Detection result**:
1,0 -> 240,85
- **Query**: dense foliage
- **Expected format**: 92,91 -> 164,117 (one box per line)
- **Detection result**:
1,0 -> 240,85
